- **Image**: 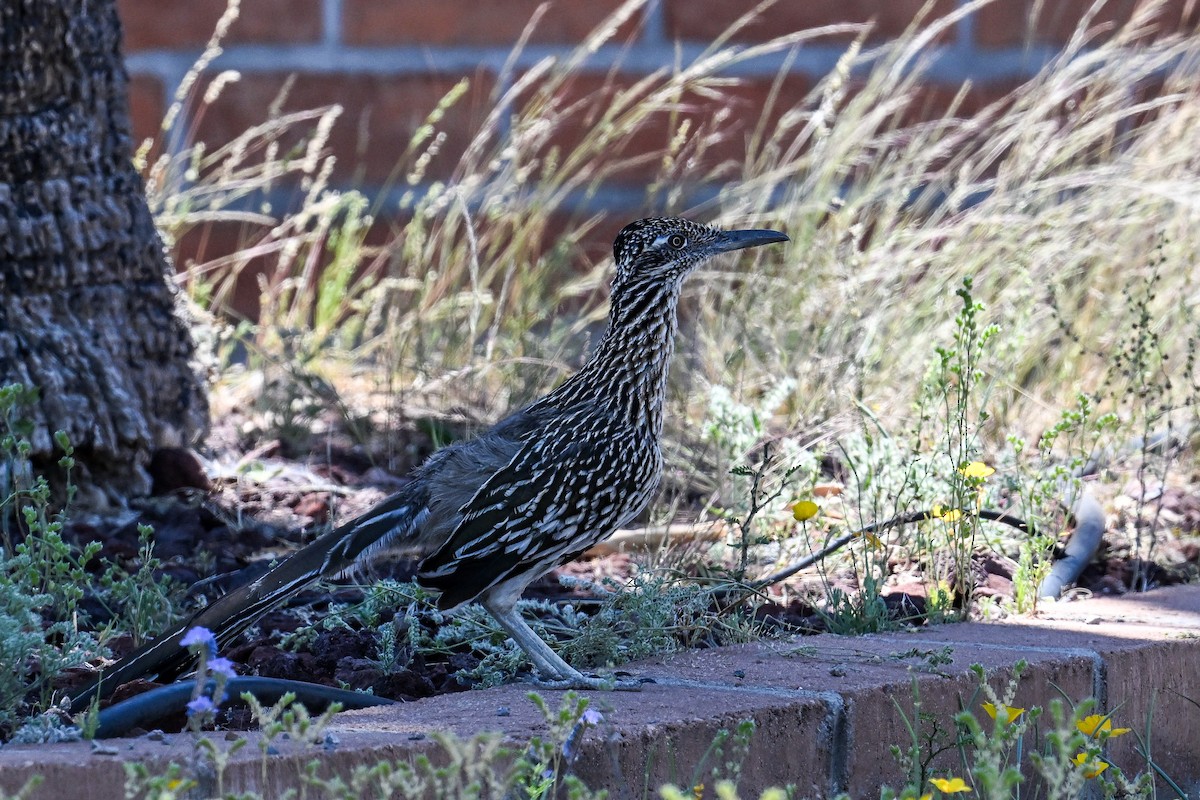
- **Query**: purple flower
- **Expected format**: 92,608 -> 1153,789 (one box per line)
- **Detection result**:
180,627 -> 215,648
186,696 -> 217,717
208,657 -> 237,679
582,708 -> 603,726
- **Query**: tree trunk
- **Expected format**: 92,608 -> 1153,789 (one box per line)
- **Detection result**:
0,0 -> 207,503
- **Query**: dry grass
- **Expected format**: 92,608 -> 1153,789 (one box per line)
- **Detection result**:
150,0 -> 1198,554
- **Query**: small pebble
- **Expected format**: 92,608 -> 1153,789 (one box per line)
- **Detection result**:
1085,616 -> 1102,625
145,730 -> 165,742
224,731 -> 240,741
408,732 -> 426,741
90,742 -> 119,756
829,665 -> 846,677
732,669 -> 746,679
323,733 -> 339,751
266,745 -> 280,755
496,706 -> 511,717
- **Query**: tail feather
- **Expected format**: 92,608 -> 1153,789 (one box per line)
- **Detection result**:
70,484 -> 429,713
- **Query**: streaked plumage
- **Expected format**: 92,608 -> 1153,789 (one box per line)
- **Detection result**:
70,217 -> 787,708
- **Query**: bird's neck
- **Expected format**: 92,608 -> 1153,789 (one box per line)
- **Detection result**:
546,276 -> 681,436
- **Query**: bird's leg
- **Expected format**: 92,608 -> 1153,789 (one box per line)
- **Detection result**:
482,598 -> 642,691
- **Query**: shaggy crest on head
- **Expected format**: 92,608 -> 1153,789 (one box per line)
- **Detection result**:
72,217 -> 787,713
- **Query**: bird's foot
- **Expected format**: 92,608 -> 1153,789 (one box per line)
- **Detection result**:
525,671 -> 650,691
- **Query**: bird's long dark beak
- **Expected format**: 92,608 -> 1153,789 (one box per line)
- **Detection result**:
711,228 -> 789,253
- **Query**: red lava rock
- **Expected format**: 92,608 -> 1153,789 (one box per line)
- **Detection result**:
446,653 -> 481,677
248,646 -> 321,682
107,678 -> 167,705
372,667 -> 438,699
979,554 -> 1017,579
312,628 -> 376,664
294,493 -> 330,522
334,657 -> 385,690
976,572 -> 1014,599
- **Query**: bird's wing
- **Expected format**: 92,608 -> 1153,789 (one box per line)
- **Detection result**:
417,410 -> 621,607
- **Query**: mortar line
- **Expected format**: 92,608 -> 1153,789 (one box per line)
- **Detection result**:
640,0 -> 666,47
323,0 -> 343,47
124,41 -> 1080,83
823,691 -> 850,796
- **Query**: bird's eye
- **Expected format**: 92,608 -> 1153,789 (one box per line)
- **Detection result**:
667,234 -> 686,249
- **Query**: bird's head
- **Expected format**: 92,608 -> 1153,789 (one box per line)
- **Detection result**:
611,217 -> 788,288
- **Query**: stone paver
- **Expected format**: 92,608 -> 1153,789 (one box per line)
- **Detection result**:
0,586 -> 1197,799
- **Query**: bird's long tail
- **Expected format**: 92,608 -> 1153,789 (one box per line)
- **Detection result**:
70,483 -> 430,714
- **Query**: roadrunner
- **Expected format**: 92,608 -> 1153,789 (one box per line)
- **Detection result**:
71,217 -> 787,710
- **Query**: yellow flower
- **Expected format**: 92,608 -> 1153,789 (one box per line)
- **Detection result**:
932,504 -> 963,522
1073,752 -> 1109,778
1076,714 -> 1131,738
960,462 -> 995,479
982,702 -> 1025,724
858,530 -> 884,549
693,783 -> 704,800
792,500 -> 819,521
930,777 -> 971,794
919,795 -> 933,800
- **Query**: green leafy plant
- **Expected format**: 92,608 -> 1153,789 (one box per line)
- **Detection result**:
0,385 -> 103,733
0,385 -> 183,738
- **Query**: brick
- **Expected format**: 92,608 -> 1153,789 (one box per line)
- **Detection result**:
126,73 -> 165,152
342,0 -> 641,46
665,0 -> 958,44
543,211 -> 632,271
903,79 -> 1021,124
172,212 -> 403,322
516,71 -> 813,186
118,0 -> 322,51
172,209 -> 605,327
193,70 -> 495,185
972,0 -> 1200,48
172,220 -> 267,320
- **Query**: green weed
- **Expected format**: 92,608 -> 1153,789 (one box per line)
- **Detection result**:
0,384 -> 182,737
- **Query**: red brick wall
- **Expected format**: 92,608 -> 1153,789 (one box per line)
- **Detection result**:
118,0 -> 1197,298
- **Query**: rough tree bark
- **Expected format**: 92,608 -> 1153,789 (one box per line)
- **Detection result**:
0,0 -> 207,503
